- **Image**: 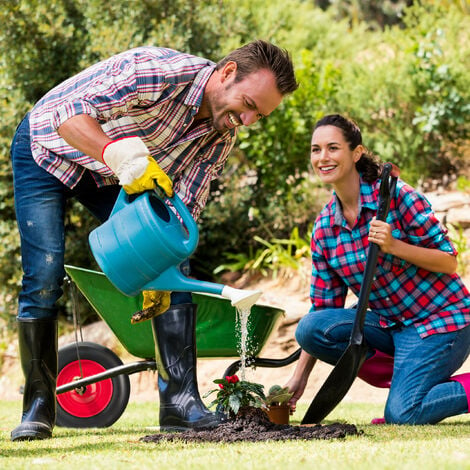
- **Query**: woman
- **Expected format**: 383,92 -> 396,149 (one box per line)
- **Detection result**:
287,114 -> 470,424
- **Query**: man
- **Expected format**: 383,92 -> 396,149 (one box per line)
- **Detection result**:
10,40 -> 298,441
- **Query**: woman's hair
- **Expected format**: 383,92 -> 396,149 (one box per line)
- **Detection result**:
313,114 -> 382,182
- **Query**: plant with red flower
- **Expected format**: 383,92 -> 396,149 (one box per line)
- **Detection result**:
225,375 -> 239,384
204,374 -> 265,417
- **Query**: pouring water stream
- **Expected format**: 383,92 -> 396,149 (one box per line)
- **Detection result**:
235,306 -> 251,380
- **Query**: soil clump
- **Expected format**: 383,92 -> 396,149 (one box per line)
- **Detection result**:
141,407 -> 360,444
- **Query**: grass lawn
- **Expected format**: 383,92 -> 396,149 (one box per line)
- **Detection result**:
1,400 -> 469,470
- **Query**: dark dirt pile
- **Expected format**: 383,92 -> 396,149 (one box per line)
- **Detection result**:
140,407 -> 360,444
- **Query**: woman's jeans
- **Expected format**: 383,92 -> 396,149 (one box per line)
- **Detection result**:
11,115 -> 190,321
296,308 -> 470,424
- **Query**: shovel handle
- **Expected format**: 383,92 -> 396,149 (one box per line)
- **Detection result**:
377,163 -> 397,222
349,163 -> 397,345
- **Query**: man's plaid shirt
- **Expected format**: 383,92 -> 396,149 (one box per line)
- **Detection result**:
29,47 -> 236,219
310,176 -> 470,338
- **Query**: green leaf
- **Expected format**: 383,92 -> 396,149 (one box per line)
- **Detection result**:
202,390 -> 215,398
228,394 -> 241,415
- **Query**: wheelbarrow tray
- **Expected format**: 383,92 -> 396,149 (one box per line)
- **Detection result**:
64,265 -> 284,359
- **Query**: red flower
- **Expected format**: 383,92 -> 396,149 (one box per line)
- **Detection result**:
219,384 -> 224,389
226,375 -> 240,384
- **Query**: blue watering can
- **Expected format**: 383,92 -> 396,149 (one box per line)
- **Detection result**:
89,189 -> 261,309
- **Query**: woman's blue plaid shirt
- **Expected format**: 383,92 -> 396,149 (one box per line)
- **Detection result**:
310,176 -> 470,338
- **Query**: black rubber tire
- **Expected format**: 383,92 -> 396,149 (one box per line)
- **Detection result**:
56,342 -> 130,428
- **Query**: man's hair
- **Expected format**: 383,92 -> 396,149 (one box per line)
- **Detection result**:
216,40 -> 298,95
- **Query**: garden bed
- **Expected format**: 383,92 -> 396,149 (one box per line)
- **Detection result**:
141,407 -> 359,443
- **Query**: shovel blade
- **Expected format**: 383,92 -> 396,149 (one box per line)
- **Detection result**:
301,344 -> 368,424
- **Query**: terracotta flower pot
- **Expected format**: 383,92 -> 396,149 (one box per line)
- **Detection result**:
266,404 -> 290,425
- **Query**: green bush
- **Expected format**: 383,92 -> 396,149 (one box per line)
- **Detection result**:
0,0 -> 231,316
335,2 -> 470,182
1,0 -> 469,319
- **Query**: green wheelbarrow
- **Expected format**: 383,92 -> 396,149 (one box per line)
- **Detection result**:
56,265 -> 300,428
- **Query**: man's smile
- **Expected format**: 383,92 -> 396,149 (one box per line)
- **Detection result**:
226,111 -> 241,128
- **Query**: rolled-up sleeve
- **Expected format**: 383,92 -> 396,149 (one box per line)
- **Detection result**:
398,186 -> 457,255
52,100 -> 100,130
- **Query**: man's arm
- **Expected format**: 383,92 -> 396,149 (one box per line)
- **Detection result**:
57,114 -> 111,161
58,114 -> 173,196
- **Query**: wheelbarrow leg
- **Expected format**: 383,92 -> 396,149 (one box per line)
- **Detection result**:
152,303 -> 221,431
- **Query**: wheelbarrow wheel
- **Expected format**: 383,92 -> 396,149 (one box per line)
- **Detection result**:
56,342 -> 130,428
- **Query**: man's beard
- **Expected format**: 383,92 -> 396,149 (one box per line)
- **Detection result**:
207,82 -> 234,133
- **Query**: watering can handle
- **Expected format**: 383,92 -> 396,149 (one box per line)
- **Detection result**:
110,189 -> 129,217
150,183 -> 199,247
164,190 -> 199,250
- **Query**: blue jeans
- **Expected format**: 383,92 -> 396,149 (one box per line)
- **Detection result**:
11,115 -> 190,320
296,308 -> 470,424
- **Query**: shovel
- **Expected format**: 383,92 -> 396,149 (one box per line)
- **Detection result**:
301,163 -> 398,424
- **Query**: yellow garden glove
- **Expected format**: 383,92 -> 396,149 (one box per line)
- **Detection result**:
131,290 -> 171,324
123,156 -> 173,195
102,136 -> 173,196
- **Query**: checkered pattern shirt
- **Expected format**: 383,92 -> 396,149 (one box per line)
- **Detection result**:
29,46 -> 237,219
310,176 -> 470,338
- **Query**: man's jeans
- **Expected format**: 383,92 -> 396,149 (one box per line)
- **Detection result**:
11,115 -> 190,320
296,308 -> 470,424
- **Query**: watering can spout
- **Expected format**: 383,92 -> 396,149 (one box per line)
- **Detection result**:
221,286 -> 262,310
144,266 -> 262,310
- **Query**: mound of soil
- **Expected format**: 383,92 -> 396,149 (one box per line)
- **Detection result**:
141,407 -> 360,444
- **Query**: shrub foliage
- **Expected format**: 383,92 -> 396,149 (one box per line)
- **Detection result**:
0,0 -> 469,319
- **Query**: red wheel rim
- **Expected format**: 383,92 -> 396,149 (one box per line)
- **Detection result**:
57,360 -> 113,418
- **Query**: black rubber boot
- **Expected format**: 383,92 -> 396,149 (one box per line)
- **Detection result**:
11,318 -> 58,441
151,303 -> 222,431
